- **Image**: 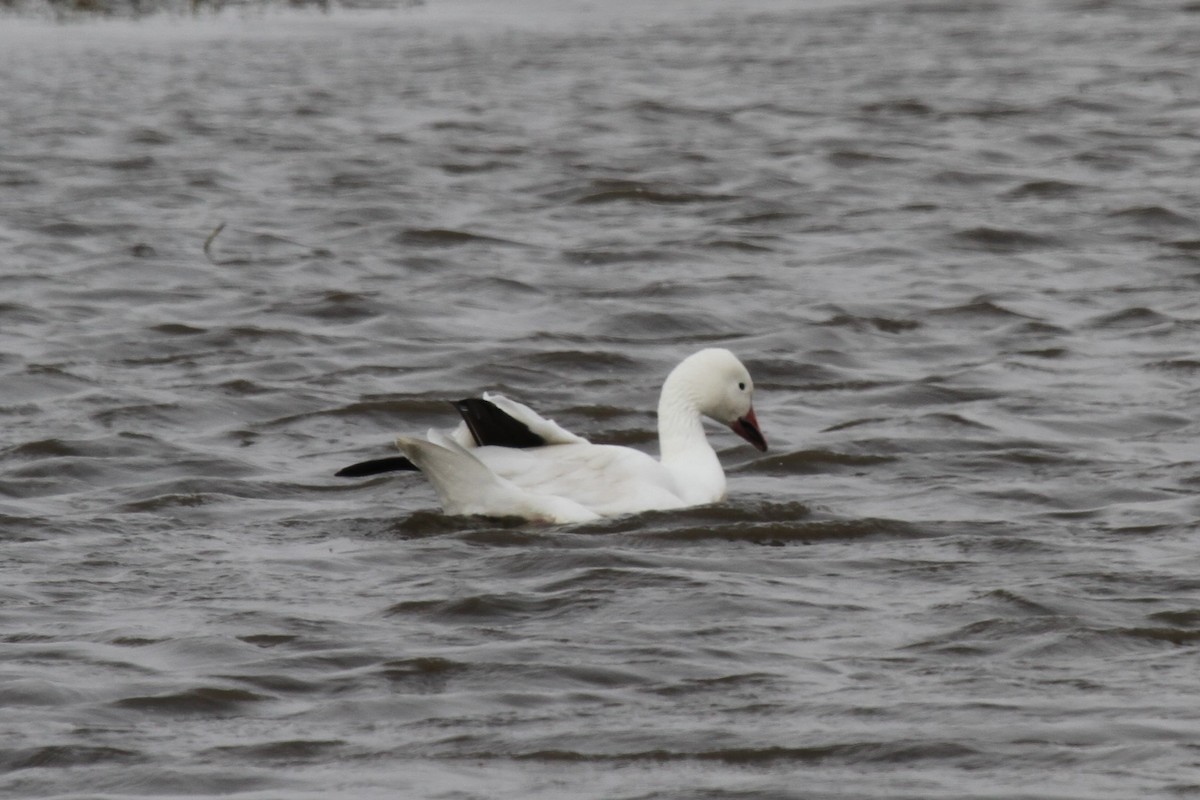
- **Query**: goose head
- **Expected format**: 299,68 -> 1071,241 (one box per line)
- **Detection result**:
664,348 -> 768,452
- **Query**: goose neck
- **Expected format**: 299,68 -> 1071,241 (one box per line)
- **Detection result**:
656,382 -> 708,461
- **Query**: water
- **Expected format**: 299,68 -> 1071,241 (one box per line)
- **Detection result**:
2,1 -> 1199,797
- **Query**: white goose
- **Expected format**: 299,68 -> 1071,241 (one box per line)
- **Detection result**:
336,348 -> 767,523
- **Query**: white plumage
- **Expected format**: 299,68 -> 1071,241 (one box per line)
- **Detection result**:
341,348 -> 767,524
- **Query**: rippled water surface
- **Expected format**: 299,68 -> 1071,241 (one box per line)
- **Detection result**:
2,1 -> 1200,797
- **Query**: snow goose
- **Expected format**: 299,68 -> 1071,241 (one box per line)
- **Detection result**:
335,348 -> 767,523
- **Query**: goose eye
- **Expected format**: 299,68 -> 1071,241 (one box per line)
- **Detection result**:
738,382 -> 746,391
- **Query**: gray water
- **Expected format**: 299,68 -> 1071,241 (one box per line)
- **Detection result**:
2,1 -> 1199,797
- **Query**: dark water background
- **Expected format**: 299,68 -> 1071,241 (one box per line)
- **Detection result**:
2,1 -> 1199,797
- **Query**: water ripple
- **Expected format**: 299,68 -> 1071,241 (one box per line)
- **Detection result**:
1,4 -> 1198,799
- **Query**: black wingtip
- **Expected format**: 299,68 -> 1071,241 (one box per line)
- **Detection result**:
335,456 -> 418,478
451,398 -> 546,449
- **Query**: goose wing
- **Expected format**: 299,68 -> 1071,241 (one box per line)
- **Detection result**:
396,435 -> 599,524
336,393 -> 585,478
478,393 -> 589,446
473,442 -> 687,517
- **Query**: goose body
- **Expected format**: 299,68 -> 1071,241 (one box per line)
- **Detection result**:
336,348 -> 767,523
